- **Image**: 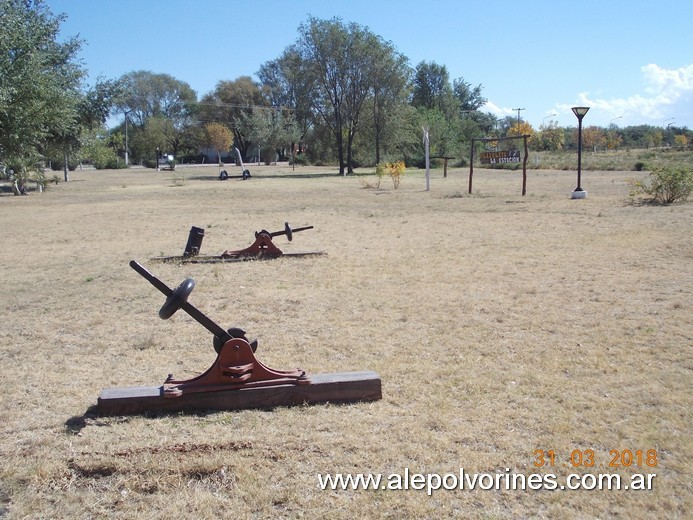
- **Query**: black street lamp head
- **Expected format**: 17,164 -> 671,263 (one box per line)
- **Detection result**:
572,106 -> 590,121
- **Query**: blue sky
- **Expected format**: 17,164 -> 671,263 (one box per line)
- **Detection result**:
46,0 -> 692,130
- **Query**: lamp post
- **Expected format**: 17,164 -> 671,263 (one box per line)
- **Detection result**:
571,106 -> 590,199
609,116 -> 622,127
542,113 -> 557,127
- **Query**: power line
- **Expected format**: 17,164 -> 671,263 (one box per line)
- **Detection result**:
188,101 -> 295,111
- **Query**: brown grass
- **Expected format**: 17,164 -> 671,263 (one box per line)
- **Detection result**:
0,164 -> 691,519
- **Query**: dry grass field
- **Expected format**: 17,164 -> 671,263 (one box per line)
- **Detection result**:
0,164 -> 690,519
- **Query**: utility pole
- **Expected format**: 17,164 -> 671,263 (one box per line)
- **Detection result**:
512,108 -> 525,127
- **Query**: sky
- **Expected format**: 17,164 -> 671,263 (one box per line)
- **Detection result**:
45,0 -> 693,130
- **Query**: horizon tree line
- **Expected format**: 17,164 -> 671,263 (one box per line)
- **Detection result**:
2,1 -> 690,182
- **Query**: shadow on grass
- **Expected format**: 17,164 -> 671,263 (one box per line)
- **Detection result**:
186,171 -> 374,182
65,400 -> 360,433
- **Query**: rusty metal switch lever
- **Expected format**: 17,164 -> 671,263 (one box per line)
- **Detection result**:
129,260 -> 234,349
255,222 -> 313,242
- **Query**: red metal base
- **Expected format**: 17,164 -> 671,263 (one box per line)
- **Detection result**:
220,233 -> 283,259
162,337 -> 309,398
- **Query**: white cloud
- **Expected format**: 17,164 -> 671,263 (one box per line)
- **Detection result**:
556,64 -> 693,127
642,63 -> 693,96
480,100 -> 516,118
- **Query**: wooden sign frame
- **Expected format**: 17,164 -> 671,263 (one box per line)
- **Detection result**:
469,135 -> 530,196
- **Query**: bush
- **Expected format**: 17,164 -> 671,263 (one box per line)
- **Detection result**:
94,156 -> 126,170
290,154 -> 310,166
385,160 -> 406,189
49,159 -> 78,171
630,166 -> 692,204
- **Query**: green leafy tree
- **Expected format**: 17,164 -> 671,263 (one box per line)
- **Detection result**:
452,78 -> 487,113
258,48 -> 314,155
198,76 -> 268,161
47,78 -> 121,180
114,71 -> 197,129
358,102 -> 420,166
129,116 -> 168,167
412,61 -> 454,113
0,0 -> 84,179
293,17 -> 399,175
241,108 -> 300,164
80,127 -> 119,169
538,121 -> 565,151
113,71 -> 196,164
418,107 -> 461,160
369,45 -> 410,165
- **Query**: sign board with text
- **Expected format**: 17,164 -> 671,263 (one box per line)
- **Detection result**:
479,150 -> 521,165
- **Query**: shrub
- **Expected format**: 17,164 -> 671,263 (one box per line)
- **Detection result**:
374,163 -> 386,188
290,154 -> 310,166
386,160 -> 406,189
629,166 -> 692,204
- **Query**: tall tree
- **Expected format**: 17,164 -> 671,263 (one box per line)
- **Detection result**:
452,78 -> 487,113
46,78 -> 120,180
258,47 -> 316,155
411,61 -> 455,115
114,71 -> 196,129
0,0 -> 84,174
370,43 -> 410,165
294,16 -> 400,175
241,108 -> 300,164
198,76 -> 268,160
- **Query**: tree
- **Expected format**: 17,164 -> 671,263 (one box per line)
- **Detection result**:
452,78 -> 486,113
370,45 -> 410,165
674,134 -> 688,150
46,78 -> 121,180
538,121 -> 565,151
114,71 -> 197,129
582,126 -> 605,152
241,108 -> 300,164
198,76 -> 268,161
605,130 -> 623,151
129,116 -> 168,167
80,126 -> 119,169
411,61 -> 454,113
508,121 -> 535,140
292,17 -> 402,175
0,0 -> 85,179
258,48 -> 314,145
418,107 -> 460,160
204,122 -> 233,165
112,71 -> 196,164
